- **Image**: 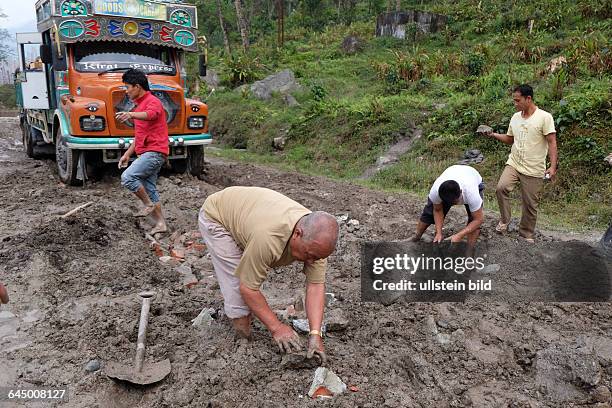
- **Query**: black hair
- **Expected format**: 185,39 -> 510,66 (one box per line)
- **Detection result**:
439,180 -> 461,204
513,84 -> 533,99
122,69 -> 150,91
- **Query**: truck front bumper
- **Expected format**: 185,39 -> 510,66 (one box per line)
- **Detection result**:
64,133 -> 213,149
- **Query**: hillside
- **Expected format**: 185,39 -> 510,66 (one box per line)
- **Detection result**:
199,0 -> 611,231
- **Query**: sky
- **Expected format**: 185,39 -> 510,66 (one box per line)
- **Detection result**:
1,0 -> 38,34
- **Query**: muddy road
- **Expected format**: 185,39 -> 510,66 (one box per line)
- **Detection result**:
0,117 -> 610,407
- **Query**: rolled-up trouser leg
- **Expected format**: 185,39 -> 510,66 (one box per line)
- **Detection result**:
198,210 -> 250,318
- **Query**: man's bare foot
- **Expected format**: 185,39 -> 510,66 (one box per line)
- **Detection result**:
150,222 -> 168,235
232,315 -> 252,340
0,283 -> 9,304
134,204 -> 155,218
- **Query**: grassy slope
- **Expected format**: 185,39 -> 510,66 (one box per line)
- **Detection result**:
201,0 -> 611,232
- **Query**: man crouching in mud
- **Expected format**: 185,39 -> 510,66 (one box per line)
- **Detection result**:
116,69 -> 168,235
198,186 -> 339,364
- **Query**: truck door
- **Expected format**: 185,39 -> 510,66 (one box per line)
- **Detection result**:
16,33 -> 50,110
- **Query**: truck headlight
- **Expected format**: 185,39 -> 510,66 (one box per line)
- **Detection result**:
188,116 -> 205,129
80,115 -> 105,131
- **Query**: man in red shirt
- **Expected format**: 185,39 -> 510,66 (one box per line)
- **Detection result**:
117,69 -> 168,234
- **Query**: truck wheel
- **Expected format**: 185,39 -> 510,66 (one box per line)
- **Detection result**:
55,131 -> 80,186
170,158 -> 188,174
188,146 -> 204,176
21,121 -> 34,158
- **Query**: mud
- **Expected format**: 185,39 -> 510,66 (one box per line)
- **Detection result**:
0,117 -> 610,407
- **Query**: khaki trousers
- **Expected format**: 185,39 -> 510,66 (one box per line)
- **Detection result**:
198,210 -> 251,319
496,165 -> 544,239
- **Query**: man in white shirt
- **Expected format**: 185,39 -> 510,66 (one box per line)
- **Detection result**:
412,165 -> 484,246
483,84 -> 557,243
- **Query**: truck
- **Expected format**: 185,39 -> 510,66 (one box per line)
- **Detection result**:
15,0 -> 212,185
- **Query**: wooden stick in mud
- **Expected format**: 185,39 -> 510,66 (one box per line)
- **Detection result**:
60,201 -> 94,218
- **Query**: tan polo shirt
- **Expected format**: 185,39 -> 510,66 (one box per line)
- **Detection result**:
202,186 -> 327,290
506,108 -> 556,178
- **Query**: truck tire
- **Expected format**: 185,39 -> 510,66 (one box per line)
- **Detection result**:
55,130 -> 81,186
170,158 -> 188,174
21,121 -> 34,158
188,146 -> 204,176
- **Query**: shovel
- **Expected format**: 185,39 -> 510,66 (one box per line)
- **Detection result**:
106,291 -> 171,385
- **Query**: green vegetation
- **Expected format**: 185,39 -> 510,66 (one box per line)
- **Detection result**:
197,0 -> 611,231
0,84 -> 17,108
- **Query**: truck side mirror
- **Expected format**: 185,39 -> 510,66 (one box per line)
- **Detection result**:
53,44 -> 67,71
198,54 -> 207,77
40,44 -> 52,64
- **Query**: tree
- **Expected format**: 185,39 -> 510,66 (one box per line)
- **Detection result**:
215,0 -> 232,55
234,0 -> 250,51
0,9 -> 12,63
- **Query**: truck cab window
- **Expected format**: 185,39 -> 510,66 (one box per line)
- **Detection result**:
73,41 -> 175,74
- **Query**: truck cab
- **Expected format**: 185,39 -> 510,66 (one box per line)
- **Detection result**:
15,0 -> 211,185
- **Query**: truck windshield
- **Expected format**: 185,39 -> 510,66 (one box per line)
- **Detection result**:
74,42 -> 176,75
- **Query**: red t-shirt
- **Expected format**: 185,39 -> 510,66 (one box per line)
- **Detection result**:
133,91 -> 169,156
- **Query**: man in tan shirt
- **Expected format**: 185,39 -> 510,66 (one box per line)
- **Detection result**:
484,84 -> 558,242
198,187 -> 339,363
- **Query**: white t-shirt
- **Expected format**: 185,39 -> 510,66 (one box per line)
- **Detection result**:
428,165 -> 483,212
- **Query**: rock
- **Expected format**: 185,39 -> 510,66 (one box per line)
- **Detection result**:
272,136 -> 286,150
376,11 -> 448,39
176,264 -> 198,288
250,69 -> 301,101
283,94 -> 299,107
292,319 -> 326,335
535,345 -> 602,402
294,293 -> 305,312
280,353 -> 319,369
325,292 -> 336,307
458,149 -> 484,165
482,264 -> 501,274
191,307 -> 216,327
202,69 -> 220,88
85,359 -> 100,372
593,385 -> 611,403
476,125 -> 493,135
340,35 -> 364,55
336,214 -> 349,223
386,196 -> 396,204
605,153 -> 612,166
347,219 -> 360,227
547,56 -> 567,73
159,255 -> 181,266
308,367 -> 347,398
325,309 -> 348,332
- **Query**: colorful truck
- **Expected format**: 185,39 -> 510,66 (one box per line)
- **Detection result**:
15,0 -> 211,185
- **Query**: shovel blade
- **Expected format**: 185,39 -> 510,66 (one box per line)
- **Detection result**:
106,359 -> 171,385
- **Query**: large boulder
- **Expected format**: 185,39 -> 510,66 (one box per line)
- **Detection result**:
202,69 -> 220,89
376,11 -> 448,39
249,69 -> 301,100
340,35 -> 364,55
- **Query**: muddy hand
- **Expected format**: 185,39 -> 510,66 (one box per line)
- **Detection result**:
115,111 -> 131,123
272,323 -> 302,353
307,334 -> 327,366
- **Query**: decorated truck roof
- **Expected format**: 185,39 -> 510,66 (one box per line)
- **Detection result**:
35,0 -> 199,51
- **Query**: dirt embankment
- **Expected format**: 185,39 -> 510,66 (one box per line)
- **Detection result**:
0,117 -> 610,407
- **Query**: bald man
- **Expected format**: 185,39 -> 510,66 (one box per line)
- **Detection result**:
198,186 -> 339,364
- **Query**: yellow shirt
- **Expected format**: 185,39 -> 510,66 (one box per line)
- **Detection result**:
506,108 -> 556,178
202,186 -> 326,290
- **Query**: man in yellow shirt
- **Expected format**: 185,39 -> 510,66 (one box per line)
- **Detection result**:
485,84 -> 558,242
198,187 -> 339,364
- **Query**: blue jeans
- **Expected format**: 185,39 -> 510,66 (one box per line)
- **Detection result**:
121,152 -> 165,203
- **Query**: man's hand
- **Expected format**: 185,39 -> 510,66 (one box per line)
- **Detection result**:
118,154 -> 129,169
115,111 -> 132,123
271,323 -> 302,353
545,167 -> 557,180
433,232 -> 443,243
307,334 -> 327,365
450,234 -> 463,243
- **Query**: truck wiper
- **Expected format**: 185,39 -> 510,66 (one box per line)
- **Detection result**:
98,67 -> 131,76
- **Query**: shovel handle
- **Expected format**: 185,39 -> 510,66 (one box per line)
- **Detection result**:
135,294 -> 154,372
